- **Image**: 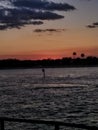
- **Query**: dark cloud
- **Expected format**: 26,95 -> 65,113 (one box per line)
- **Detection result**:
93,22 -> 98,26
34,28 -> 65,33
0,8 -> 45,30
87,22 -> 98,28
0,8 -> 64,30
0,0 -> 75,30
13,0 -> 75,11
0,20 -> 43,30
87,25 -> 95,28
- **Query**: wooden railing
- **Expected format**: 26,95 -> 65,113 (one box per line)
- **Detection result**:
0,117 -> 98,130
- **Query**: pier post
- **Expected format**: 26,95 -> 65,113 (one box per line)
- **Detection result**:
55,124 -> 59,130
0,120 -> 4,130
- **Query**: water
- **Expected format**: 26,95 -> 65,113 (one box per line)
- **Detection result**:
0,67 -> 98,130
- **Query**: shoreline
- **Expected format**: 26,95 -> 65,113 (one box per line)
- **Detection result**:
0,65 -> 98,70
0,58 -> 98,70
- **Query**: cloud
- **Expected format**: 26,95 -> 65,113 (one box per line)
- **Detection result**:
0,0 -> 75,30
0,20 -> 43,30
13,0 -> 75,11
34,28 -> 66,33
93,22 -> 98,26
87,22 -> 98,28
87,25 -> 96,28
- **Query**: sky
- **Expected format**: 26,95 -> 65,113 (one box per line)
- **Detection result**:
0,0 -> 98,60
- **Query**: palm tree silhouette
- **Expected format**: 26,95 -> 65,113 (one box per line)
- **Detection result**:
81,53 -> 85,59
73,52 -> 77,59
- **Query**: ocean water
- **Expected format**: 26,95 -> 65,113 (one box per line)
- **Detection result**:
0,67 -> 98,130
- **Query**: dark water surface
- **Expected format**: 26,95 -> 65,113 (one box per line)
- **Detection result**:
0,67 -> 98,129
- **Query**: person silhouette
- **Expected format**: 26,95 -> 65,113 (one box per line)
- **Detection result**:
42,68 -> 45,79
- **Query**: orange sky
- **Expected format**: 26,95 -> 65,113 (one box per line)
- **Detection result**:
0,0 -> 98,60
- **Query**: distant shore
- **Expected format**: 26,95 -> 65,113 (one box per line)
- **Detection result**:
0,57 -> 98,69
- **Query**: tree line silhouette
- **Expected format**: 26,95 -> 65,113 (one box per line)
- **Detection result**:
0,54 -> 98,69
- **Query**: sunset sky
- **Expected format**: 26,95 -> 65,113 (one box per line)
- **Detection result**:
0,0 -> 98,60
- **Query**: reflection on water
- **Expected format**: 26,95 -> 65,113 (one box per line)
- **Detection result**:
0,67 -> 98,129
